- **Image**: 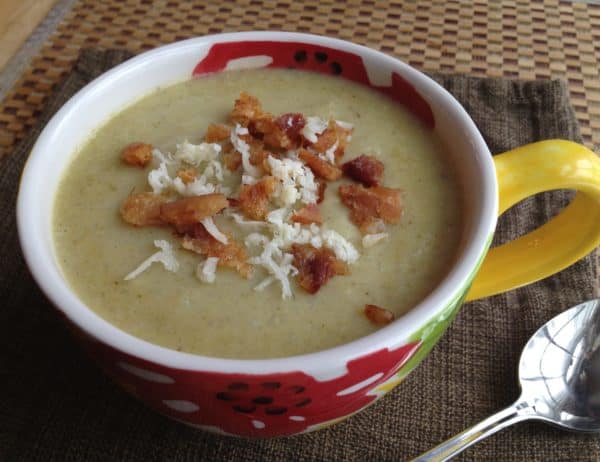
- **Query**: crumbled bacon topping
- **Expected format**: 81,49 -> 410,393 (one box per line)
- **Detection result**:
120,92 -> 405,306
176,168 -> 197,185
238,176 -> 278,220
181,224 -> 253,279
222,146 -> 242,172
338,184 -> 403,233
364,304 -> 395,325
298,149 -> 342,181
316,180 -> 327,204
204,123 -> 231,142
247,138 -> 271,166
309,121 -> 353,161
160,194 -> 229,226
276,113 -> 306,140
291,204 -> 322,225
291,244 -> 348,294
120,192 -> 168,226
230,92 -> 263,126
342,154 -> 384,187
121,142 -> 153,167
264,113 -> 306,149
251,113 -> 305,151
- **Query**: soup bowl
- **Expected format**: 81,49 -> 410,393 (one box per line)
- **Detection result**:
16,32 -> 600,437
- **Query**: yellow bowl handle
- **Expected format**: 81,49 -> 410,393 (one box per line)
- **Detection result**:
466,140 -> 600,301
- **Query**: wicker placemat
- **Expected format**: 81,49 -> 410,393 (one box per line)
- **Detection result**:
0,0 -> 599,161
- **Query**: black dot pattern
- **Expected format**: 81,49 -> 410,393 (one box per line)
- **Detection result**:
330,61 -> 342,75
294,50 -> 307,62
265,406 -> 288,415
233,404 -> 256,413
222,381 -> 311,416
216,391 -> 237,401
295,398 -> 311,407
315,51 -> 328,63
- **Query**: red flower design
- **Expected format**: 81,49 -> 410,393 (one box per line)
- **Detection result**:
86,335 -> 420,437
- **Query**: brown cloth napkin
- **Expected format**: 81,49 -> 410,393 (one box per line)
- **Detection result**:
1,49 -> 598,461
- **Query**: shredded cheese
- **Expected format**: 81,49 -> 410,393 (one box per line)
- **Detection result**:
203,160 -> 225,183
321,229 -> 360,264
231,124 -> 261,178
196,257 -> 219,283
335,120 -> 354,130
173,176 -> 216,196
241,174 -> 258,185
319,140 -> 338,164
226,210 -> 268,230
254,275 -> 275,291
148,161 -> 173,194
265,207 -> 289,226
267,155 -> 318,206
148,144 -> 225,197
174,141 -> 221,166
249,241 -> 298,299
245,212 -> 359,298
362,233 -> 389,248
245,232 -> 270,247
201,217 -> 228,244
301,116 -> 328,143
152,147 -> 173,165
124,240 -> 179,280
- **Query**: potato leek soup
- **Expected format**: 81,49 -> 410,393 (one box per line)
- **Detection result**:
53,69 -> 462,359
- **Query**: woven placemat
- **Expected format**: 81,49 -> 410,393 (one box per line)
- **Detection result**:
0,0 -> 600,161
1,47 -> 599,461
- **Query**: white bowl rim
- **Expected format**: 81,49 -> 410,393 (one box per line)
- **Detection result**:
17,31 -> 497,375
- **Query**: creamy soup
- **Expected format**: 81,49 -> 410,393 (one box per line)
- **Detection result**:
53,69 -> 462,358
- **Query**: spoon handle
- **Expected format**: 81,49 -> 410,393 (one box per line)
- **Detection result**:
411,400 -> 534,462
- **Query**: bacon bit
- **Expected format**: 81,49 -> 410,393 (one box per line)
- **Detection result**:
310,121 -> 353,161
317,180 -> 327,204
291,244 -> 348,294
277,113 -> 306,141
338,184 -> 403,233
262,113 -> 305,149
245,138 -> 271,166
120,192 -> 168,226
176,168 -> 197,185
121,142 -> 153,167
298,149 -> 342,181
181,224 -> 253,278
231,93 -> 305,150
222,145 -> 242,172
238,176 -> 278,220
204,123 -> 231,142
251,148 -> 271,167
248,112 -> 304,149
230,92 -> 264,126
291,204 -> 322,225
248,114 -> 274,139
364,304 -> 395,325
160,194 -> 229,226
342,154 -> 384,187
227,197 -> 240,208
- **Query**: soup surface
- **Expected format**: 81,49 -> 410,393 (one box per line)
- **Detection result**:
53,68 -> 462,358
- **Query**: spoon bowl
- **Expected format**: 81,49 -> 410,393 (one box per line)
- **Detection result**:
519,298 -> 600,432
415,298 -> 600,461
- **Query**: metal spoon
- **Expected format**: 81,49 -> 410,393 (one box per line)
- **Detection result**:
413,298 -> 600,461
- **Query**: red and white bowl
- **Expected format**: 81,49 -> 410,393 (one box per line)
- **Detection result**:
17,32 -> 501,437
